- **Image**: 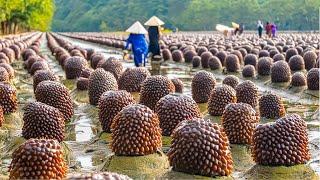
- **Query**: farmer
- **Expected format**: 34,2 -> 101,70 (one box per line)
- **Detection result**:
265,22 -> 272,38
271,23 -> 277,38
125,21 -> 148,67
257,20 -> 263,38
144,16 -> 165,57
238,23 -> 244,35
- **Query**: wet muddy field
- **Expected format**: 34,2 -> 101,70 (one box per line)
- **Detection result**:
0,33 -> 319,179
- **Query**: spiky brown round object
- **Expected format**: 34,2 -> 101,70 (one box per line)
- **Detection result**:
76,77 -> 89,90
171,78 -> 184,93
9,139 -> 67,179
225,54 -> 240,72
67,172 -> 132,180
271,60 -> 291,83
9,45 -> 20,59
0,82 -> 17,114
0,67 -> 9,82
208,56 -> 222,70
33,70 -> 59,92
200,51 -> 213,68
118,67 -> 150,92
191,71 -> 216,103
291,72 -> 307,87
222,103 -> 259,144
216,51 -> 227,66
98,90 -> 135,133
269,50 -> 279,58
100,58 -> 124,80
242,65 -> 256,77
162,48 -> 172,61
273,53 -> 285,62
235,80 -> 258,108
88,68 -> 118,105
303,51 -> 317,70
2,47 -> 15,62
168,118 -> 233,177
192,56 -> 201,68
22,102 -> 65,141
0,63 -> 14,79
22,49 -> 36,61
172,50 -> 184,62
30,61 -> 49,75
155,94 -> 201,136
222,75 -> 239,89
257,57 -> 273,76
307,68 -> 319,90
289,55 -> 305,71
252,114 -> 310,166
90,54 -> 105,69
286,48 -> 298,62
111,104 -> 162,155
231,50 -> 243,64
35,81 -> 74,121
208,85 -> 237,116
0,106 -> 3,127
80,68 -> 93,78
258,50 -> 270,58
197,46 -> 208,56
139,75 -> 175,110
244,54 -> 258,67
64,56 -> 88,79
259,93 -> 285,119
184,50 -> 197,63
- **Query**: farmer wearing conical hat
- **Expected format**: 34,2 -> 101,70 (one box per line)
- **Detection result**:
125,21 -> 148,67
144,16 -> 164,57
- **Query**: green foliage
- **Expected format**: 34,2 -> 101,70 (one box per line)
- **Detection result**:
52,0 -> 320,32
0,0 -> 54,34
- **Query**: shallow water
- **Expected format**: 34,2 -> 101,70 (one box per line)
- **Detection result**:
0,34 -> 319,179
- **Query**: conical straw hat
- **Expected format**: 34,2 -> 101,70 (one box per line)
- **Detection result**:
126,21 -> 148,34
144,16 -> 165,26
232,22 -> 240,29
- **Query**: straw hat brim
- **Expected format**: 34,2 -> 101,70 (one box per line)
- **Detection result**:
144,16 -> 165,26
126,21 -> 148,34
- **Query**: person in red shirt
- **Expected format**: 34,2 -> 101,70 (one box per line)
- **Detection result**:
265,22 -> 272,38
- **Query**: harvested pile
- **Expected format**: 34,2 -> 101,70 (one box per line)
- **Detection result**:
252,114 -> 310,166
118,67 -> 150,92
155,94 -> 201,136
307,68 -> 319,90
191,71 -> 216,103
22,102 -> 65,142
222,75 -> 239,89
168,118 -> 233,177
98,90 -> 135,133
222,103 -> 259,144
88,68 -> 118,105
0,82 -> 17,114
259,93 -> 286,119
208,85 -> 237,116
271,60 -> 291,83
35,81 -> 74,121
235,80 -> 258,108
9,139 -> 67,179
111,104 -> 162,155
171,78 -> 184,93
139,75 -> 175,110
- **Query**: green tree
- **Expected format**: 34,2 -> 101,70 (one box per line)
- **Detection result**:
99,21 -> 109,32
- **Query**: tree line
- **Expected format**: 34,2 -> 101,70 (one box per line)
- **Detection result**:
53,0 -> 320,32
0,0 -> 54,35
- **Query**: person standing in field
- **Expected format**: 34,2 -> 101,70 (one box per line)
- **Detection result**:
144,16 -> 165,58
271,23 -> 277,38
125,21 -> 149,67
257,20 -> 263,38
265,22 -> 272,38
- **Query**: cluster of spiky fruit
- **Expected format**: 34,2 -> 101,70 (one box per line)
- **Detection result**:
168,118 -> 233,177
252,114 -> 310,166
111,104 -> 162,155
208,85 -> 237,116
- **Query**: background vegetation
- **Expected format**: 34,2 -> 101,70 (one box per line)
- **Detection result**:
52,0 -> 320,32
0,0 -> 54,34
